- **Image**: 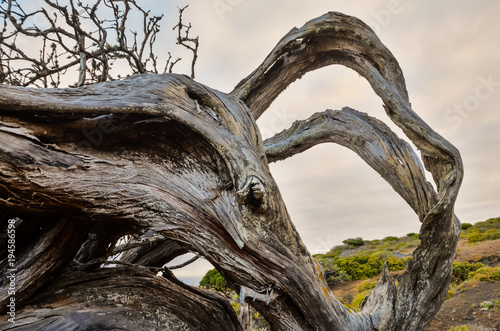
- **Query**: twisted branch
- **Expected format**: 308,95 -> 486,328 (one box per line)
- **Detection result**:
0,11 -> 463,331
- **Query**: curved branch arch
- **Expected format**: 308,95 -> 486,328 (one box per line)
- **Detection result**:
0,11 -> 462,331
231,11 -> 409,119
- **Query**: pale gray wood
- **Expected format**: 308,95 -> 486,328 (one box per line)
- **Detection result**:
0,267 -> 241,331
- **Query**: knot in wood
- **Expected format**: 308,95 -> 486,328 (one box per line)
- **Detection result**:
236,175 -> 268,213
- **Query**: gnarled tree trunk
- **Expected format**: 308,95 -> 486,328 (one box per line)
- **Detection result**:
0,12 -> 463,330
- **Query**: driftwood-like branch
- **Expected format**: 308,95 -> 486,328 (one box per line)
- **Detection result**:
115,234 -> 188,268
0,11 -> 463,331
231,12 -> 408,120
0,267 -> 242,331
168,254 -> 200,270
264,108 -> 438,221
241,11 -> 463,330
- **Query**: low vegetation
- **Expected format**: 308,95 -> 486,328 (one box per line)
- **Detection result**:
461,217 -> 500,243
314,233 -> 418,284
447,261 -> 500,300
199,268 -> 229,292
342,237 -> 365,247
441,217 -> 500,305
342,280 -> 377,312
452,261 -> 487,284
446,324 -> 497,331
198,217 -> 499,327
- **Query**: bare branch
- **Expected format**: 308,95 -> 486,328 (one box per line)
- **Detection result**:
0,1 -> 195,87
111,233 -> 166,256
264,107 -> 438,220
231,12 -> 408,120
167,254 -> 200,270
173,5 -> 199,79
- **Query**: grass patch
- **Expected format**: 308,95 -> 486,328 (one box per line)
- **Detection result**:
343,280 -> 377,312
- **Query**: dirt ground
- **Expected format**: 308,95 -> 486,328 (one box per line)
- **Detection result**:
426,281 -> 500,331
427,239 -> 500,330
455,239 -> 500,264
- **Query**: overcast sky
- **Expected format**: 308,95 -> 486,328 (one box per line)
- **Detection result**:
153,0 -> 500,284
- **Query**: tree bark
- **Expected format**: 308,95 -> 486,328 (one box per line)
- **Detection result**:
0,267 -> 242,331
0,12 -> 463,331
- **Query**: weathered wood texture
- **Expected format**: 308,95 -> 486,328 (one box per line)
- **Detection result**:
0,267 -> 242,331
0,12 -> 462,330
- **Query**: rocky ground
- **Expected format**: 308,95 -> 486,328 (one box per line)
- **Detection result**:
426,280 -> 500,331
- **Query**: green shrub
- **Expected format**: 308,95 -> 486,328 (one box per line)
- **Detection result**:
406,232 -> 419,239
348,292 -> 369,312
333,253 -> 408,281
386,256 -> 408,270
342,237 -> 365,247
382,236 -> 398,242
326,246 -> 344,259
466,232 -> 484,243
451,261 -> 485,284
446,279 -> 470,300
357,280 -> 377,293
334,256 -> 377,280
394,242 -> 410,250
199,268 -> 229,291
461,223 -> 473,230
485,228 -> 500,239
446,325 -> 472,331
467,229 -> 500,243
469,266 -> 500,282
318,258 -> 352,283
446,286 -> 457,300
458,217 -> 500,243
231,302 -> 241,315
343,281 -> 377,312
448,264 -> 499,300
473,217 -> 500,230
